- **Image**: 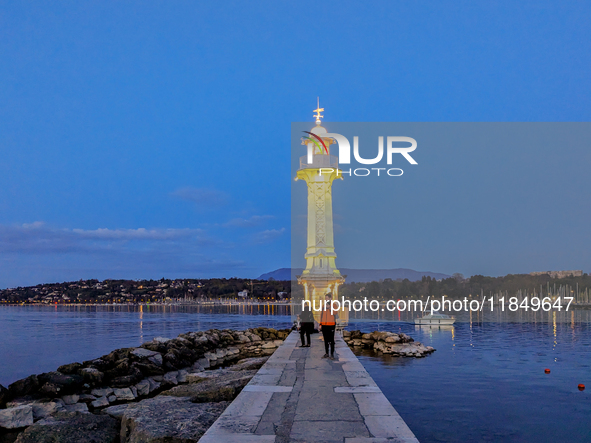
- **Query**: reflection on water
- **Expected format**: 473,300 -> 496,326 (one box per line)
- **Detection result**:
0,304 -> 291,386
348,304 -> 591,324
350,315 -> 591,443
139,304 -> 143,343
1,305 -> 590,442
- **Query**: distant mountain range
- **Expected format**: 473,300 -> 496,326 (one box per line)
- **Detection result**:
258,268 -> 450,282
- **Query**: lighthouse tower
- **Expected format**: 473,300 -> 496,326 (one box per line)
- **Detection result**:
296,101 -> 346,321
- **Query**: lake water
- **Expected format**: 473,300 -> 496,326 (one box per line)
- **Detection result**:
355,318 -> 591,442
1,305 -> 590,442
0,304 -> 292,387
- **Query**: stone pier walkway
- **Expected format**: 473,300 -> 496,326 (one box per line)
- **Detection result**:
198,331 -> 419,443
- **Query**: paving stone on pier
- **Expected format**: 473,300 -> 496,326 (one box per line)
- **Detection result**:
198,330 -> 419,443
334,386 -> 382,393
242,385 -> 293,393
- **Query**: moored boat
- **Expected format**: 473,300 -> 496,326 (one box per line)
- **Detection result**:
414,311 -> 455,325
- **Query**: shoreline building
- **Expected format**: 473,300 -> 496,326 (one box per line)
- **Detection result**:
530,270 -> 583,279
295,102 -> 347,324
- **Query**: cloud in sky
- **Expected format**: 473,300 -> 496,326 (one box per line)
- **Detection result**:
252,228 -> 285,244
0,221 -> 288,288
224,215 -> 274,228
170,187 -> 229,208
72,227 -> 202,240
0,222 -> 259,287
0,223 -> 84,254
0,223 -> 212,254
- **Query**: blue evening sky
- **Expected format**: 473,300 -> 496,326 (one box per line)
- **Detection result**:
1,1 -> 590,288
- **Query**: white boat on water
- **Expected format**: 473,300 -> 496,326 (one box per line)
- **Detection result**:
414,311 -> 455,325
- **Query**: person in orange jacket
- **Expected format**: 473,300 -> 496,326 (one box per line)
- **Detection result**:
319,292 -> 338,359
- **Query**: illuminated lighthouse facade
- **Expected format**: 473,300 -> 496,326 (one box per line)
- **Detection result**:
296,102 -> 346,320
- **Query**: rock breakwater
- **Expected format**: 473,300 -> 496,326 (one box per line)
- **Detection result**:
0,327 -> 289,442
343,330 -> 435,357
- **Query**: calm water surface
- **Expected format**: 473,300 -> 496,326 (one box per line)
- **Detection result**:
1,305 -> 590,442
0,304 -> 291,386
354,312 -> 591,443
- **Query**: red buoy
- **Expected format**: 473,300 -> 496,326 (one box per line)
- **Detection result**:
544,368 -> 551,374
578,384 -> 585,391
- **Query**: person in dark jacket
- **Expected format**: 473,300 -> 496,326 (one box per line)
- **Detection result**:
299,304 -> 315,347
319,293 -> 337,359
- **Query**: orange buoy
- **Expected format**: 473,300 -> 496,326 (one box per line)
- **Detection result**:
578,384 -> 585,391
544,368 -> 551,374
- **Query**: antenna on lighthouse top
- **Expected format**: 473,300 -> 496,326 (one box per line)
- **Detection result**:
313,97 -> 324,125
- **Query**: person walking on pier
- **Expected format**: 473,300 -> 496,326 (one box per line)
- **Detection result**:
319,293 -> 337,359
299,304 -> 314,347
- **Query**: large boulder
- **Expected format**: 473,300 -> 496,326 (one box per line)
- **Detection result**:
145,378 -> 161,394
148,354 -> 163,366
84,359 -> 111,372
162,370 -> 256,403
130,348 -> 159,359
152,337 -> 172,344
14,411 -> 118,443
399,333 -> 414,343
236,334 -> 251,344
227,357 -> 269,372
134,380 -> 150,397
79,368 -> 104,384
193,335 -> 210,347
61,395 -> 78,405
140,341 -> 167,354
369,331 -> 389,341
63,403 -> 88,413
172,337 -> 193,348
90,388 -> 113,398
109,367 -> 143,388
56,363 -> 82,375
132,362 -> 164,376
113,388 -> 135,401
0,384 -> 7,408
37,373 -> 83,397
162,348 -> 193,371
162,372 -> 178,386
8,375 -> 39,399
247,333 -> 261,342
30,399 -> 65,420
0,405 -> 33,429
104,348 -> 132,363
109,359 -> 130,377
90,396 -> 109,409
373,341 -> 388,353
350,330 -> 363,339
120,396 -> 228,443
102,404 -> 129,419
